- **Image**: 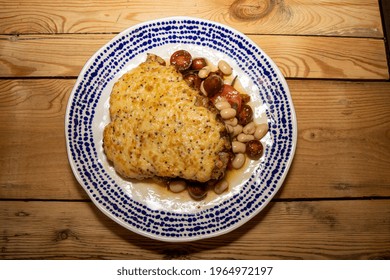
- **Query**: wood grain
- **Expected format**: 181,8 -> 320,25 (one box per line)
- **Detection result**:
1,79 -> 389,200
0,34 -> 388,79
0,0 -> 388,264
279,79 -> 390,199
251,36 -> 388,79
1,200 -> 389,259
0,34 -> 104,77
0,0 -> 383,37
0,79 -> 88,200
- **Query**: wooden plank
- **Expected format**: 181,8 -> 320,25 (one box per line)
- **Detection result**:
0,79 -> 89,200
1,79 -> 389,200
0,0 -> 383,38
251,36 -> 389,79
0,34 -> 388,79
0,35 -> 104,77
277,79 -> 390,199
1,200 -> 389,259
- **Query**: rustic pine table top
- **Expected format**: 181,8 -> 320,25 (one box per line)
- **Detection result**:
1,0 -> 389,259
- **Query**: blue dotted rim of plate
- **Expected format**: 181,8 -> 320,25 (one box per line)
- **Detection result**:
65,16 -> 297,242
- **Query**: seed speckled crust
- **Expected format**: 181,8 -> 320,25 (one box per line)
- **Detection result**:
103,57 -> 231,183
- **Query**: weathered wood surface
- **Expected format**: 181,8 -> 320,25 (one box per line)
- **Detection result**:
0,0 -> 383,37
1,79 -> 389,200
1,200 -> 389,260
0,0 -> 389,260
0,34 -> 388,79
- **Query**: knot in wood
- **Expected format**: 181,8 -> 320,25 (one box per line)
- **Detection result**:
229,0 -> 276,21
162,248 -> 192,260
15,211 -> 30,217
55,229 -> 78,242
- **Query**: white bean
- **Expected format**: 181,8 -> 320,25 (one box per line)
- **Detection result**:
226,124 -> 234,134
232,124 -> 243,137
232,141 -> 246,153
243,121 -> 256,135
215,101 -> 231,111
218,60 -> 232,76
218,97 -> 228,103
168,180 -> 187,193
224,117 -> 238,126
232,153 -> 246,169
220,108 -> 236,119
198,66 -> 211,79
254,123 -> 269,140
237,133 -> 255,143
214,180 -> 229,194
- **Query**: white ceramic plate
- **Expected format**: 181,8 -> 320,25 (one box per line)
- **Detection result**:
65,17 -> 297,242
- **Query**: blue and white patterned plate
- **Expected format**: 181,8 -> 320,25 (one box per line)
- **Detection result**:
65,17 -> 297,242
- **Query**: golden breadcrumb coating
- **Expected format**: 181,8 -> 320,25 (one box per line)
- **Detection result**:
103,59 -> 230,182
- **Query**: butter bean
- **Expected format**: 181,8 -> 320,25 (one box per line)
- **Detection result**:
218,60 -> 232,76
232,141 -> 246,153
214,180 -> 229,194
237,133 -> 255,143
220,108 -> 236,119
169,180 -> 187,193
232,153 -> 246,169
215,101 -> 231,111
243,121 -> 256,135
224,117 -> 238,126
254,123 -> 269,140
232,125 -> 243,137
198,66 -> 211,79
226,124 -> 234,134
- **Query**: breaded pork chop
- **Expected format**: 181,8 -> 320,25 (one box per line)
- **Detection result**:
103,57 -> 231,183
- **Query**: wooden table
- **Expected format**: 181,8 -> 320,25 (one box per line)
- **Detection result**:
1,0 -> 389,260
